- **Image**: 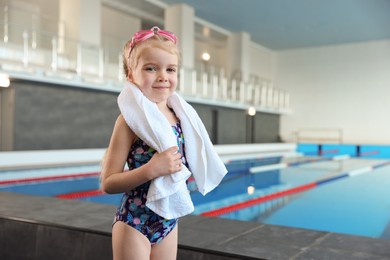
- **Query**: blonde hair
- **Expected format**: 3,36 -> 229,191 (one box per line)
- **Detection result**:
122,34 -> 180,80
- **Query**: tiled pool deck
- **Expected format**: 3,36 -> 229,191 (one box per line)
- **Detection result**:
1,191 -> 390,260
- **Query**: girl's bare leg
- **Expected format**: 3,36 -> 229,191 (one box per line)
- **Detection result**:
112,221 -> 151,260
150,225 -> 178,260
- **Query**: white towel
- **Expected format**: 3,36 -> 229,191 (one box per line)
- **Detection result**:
117,81 -> 227,219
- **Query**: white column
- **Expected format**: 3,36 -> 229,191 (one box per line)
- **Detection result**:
165,4 -> 195,70
227,32 -> 251,83
59,0 -> 101,46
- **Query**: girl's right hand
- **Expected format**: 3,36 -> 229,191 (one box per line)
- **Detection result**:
146,146 -> 182,179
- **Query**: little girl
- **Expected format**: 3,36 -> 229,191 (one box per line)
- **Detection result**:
101,26 -> 226,260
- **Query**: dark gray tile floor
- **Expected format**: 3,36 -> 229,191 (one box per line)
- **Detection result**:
1,191 -> 390,260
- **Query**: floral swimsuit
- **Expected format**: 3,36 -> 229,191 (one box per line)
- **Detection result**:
113,122 -> 187,245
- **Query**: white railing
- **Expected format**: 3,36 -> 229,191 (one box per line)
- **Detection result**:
0,22 -> 122,81
178,66 -> 290,111
293,128 -> 343,144
0,20 -> 291,113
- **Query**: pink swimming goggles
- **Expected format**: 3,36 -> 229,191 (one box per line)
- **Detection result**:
128,26 -> 177,58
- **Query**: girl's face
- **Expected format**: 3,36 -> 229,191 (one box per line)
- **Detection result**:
130,46 -> 178,105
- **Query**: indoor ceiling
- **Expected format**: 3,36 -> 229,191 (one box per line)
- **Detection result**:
158,0 -> 390,50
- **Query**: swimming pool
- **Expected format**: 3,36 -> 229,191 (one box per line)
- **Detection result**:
196,157 -> 390,240
1,144 -> 389,240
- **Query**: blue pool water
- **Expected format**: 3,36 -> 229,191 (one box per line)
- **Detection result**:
265,166 -> 390,239
210,159 -> 390,240
1,144 -> 390,240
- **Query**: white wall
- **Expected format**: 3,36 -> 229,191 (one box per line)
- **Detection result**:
193,37 -> 275,81
275,40 -> 390,144
101,6 -> 141,51
194,40 -> 227,73
250,43 -> 276,81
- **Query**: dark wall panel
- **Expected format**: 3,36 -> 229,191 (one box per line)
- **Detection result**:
13,81 -> 119,150
10,80 -> 280,150
191,103 -> 216,143
217,108 -> 247,144
253,112 -> 280,143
